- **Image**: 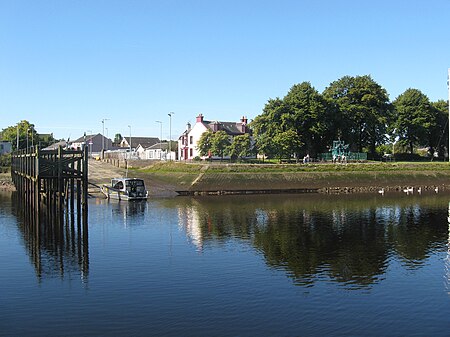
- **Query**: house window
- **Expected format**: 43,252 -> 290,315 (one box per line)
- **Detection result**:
189,136 -> 193,144
190,148 -> 193,157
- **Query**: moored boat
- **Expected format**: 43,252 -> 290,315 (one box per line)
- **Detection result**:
102,178 -> 148,201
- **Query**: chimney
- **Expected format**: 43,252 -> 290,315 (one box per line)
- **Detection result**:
196,114 -> 204,123
240,116 -> 248,133
211,121 -> 219,132
187,122 -> 191,131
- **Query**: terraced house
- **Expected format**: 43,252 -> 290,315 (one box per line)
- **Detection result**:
178,114 -> 252,161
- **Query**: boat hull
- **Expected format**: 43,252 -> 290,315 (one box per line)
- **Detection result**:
101,185 -> 148,201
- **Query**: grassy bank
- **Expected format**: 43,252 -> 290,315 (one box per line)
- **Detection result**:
130,161 -> 450,194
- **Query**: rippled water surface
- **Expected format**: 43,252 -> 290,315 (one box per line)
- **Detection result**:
1,191 -> 450,336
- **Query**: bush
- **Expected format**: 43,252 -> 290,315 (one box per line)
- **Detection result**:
0,154 -> 11,167
394,153 -> 428,162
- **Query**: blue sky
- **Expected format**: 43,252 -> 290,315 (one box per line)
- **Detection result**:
1,0 -> 449,141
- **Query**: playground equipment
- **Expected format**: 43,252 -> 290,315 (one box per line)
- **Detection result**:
331,140 -> 349,160
318,140 -> 367,161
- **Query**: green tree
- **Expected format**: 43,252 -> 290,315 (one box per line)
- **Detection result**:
197,130 -> 215,157
283,82 -> 335,157
323,75 -> 391,155
273,130 -> 303,162
228,133 -> 253,161
114,133 -> 122,145
429,100 -> 448,160
1,120 -> 36,150
250,98 -> 286,159
211,130 -> 231,160
392,88 -> 433,154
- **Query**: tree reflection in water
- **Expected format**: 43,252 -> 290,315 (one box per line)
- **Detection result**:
176,193 -> 449,289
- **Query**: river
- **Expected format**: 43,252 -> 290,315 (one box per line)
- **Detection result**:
1,191 -> 450,336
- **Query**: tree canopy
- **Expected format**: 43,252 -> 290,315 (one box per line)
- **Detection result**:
323,75 -> 391,155
251,75 -> 447,160
1,121 -> 56,151
392,88 -> 433,154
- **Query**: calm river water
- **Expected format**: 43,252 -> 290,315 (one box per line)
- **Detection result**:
1,191 -> 450,336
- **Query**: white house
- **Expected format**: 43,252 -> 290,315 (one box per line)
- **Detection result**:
120,137 -> 159,150
136,142 -> 171,160
178,114 -> 252,161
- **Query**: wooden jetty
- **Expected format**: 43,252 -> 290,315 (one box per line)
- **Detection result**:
11,145 -> 88,222
10,145 -> 89,279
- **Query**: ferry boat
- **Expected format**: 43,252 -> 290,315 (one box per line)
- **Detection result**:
102,178 -> 148,201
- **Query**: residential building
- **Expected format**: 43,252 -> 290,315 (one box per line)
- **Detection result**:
120,137 -> 159,150
0,141 -> 12,155
70,133 -> 112,153
178,114 -> 252,161
136,142 -> 171,160
42,140 -> 68,151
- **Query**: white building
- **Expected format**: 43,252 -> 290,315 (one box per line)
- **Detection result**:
136,142 -> 171,160
178,114 -> 251,161
120,137 -> 159,150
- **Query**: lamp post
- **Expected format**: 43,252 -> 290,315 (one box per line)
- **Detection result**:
448,68 -> 450,162
156,121 -> 162,160
128,125 -> 132,159
168,112 -> 174,161
106,127 -> 109,150
26,128 -> 29,149
30,126 -> 34,148
101,118 -> 109,153
86,130 -> 92,157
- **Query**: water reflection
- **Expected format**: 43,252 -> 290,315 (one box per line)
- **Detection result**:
176,194 -> 449,289
446,202 -> 450,294
11,192 -> 89,282
110,200 -> 148,227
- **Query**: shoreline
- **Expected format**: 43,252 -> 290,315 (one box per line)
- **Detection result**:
3,160 -> 450,196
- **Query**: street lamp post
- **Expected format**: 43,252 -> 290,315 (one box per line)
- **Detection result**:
448,68 -> 450,162
26,128 -> 29,149
106,127 -> 109,150
128,125 -> 132,159
168,112 -> 174,161
86,130 -> 92,157
30,126 -> 34,148
156,121 -> 162,160
102,118 -> 109,154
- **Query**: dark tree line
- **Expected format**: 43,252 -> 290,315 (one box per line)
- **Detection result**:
251,75 -> 449,160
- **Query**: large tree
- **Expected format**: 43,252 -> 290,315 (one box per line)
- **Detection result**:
392,88 -> 433,154
273,130 -> 303,162
1,120 -> 36,150
228,133 -> 253,161
211,130 -> 231,160
323,75 -> 391,155
251,83 -> 333,159
196,130 -> 231,160
283,82 -> 335,156
197,130 -> 215,157
428,100 -> 448,159
250,98 -> 287,159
